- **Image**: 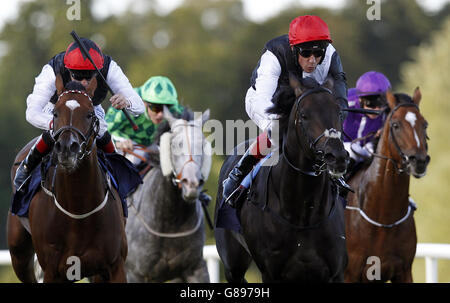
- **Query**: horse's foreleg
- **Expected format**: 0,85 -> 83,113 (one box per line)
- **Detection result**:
391,269 -> 413,283
7,212 -> 37,283
215,228 -> 252,283
107,261 -> 127,283
184,259 -> 210,283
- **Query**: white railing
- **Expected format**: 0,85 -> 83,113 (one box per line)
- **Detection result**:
415,243 -> 450,283
1,243 -> 449,283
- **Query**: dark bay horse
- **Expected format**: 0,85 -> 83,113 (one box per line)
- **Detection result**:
215,76 -> 349,282
345,88 -> 430,282
7,76 -> 127,282
125,108 -> 211,282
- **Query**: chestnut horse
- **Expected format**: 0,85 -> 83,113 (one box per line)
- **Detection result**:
7,76 -> 127,282
345,88 -> 430,282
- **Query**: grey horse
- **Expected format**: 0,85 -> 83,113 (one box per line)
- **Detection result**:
125,107 -> 212,282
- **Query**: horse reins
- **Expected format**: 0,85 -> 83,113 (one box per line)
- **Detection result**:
283,86 -> 342,176
345,102 -> 421,228
170,121 -> 204,188
370,102 -> 420,174
40,89 -> 107,220
128,121 -> 206,238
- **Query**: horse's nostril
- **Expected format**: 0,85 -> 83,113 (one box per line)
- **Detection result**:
70,141 -> 80,154
324,153 -> 336,163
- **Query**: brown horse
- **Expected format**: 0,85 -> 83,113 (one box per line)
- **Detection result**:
7,75 -> 127,282
344,88 -> 430,282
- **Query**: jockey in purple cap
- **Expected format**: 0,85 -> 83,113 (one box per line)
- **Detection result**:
343,71 -> 391,177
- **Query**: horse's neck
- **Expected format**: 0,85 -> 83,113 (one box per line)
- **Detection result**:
142,170 -> 197,223
273,135 -> 333,226
362,127 -> 411,219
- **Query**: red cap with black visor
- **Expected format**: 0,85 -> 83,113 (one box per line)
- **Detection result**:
289,15 -> 332,66
64,37 -> 103,81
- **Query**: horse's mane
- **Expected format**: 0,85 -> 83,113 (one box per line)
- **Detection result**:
393,93 -> 414,105
64,81 -> 86,91
266,77 -> 322,137
154,106 -> 195,145
365,92 -> 415,155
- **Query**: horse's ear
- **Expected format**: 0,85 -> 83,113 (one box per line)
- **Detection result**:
386,90 -> 397,109
55,74 -> 64,95
85,77 -> 97,98
322,76 -> 334,91
201,109 -> 210,125
412,86 -> 421,106
289,72 -> 304,98
163,105 -> 176,126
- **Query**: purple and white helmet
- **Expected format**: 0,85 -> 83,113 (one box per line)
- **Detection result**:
355,71 -> 391,97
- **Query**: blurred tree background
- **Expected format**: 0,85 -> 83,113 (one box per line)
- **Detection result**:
0,0 -> 449,282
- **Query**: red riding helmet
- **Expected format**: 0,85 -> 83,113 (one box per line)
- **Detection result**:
289,15 -> 333,46
63,38 -> 104,70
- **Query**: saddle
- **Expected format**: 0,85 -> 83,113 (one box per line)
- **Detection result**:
215,154 -> 273,233
11,151 -> 142,219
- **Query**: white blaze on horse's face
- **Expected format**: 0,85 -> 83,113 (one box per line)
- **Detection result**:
169,119 -> 206,203
65,100 -> 81,111
405,111 -> 420,148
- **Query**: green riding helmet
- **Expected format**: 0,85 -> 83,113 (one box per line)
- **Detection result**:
137,76 -> 179,105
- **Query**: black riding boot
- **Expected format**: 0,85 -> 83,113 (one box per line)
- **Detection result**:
222,148 -> 259,207
14,143 -> 46,191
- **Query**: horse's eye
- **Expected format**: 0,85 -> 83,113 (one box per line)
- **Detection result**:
87,112 -> 94,119
300,112 -> 307,120
53,112 -> 58,118
391,122 -> 399,130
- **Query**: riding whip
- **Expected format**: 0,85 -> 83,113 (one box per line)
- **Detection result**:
70,30 -> 139,131
341,108 -> 383,115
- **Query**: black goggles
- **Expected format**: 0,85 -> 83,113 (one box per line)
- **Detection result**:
70,70 -> 97,81
298,47 -> 325,58
361,95 -> 384,109
148,103 -> 172,113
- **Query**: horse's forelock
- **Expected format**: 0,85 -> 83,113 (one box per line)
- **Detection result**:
65,81 -> 86,92
394,93 -> 414,105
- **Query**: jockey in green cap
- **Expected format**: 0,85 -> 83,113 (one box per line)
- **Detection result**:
105,75 -> 212,205
105,76 -> 185,166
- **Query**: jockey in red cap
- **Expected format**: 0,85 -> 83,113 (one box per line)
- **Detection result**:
223,15 -> 349,207
14,37 -> 145,191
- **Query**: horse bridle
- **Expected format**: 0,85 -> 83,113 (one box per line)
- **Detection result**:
170,121 -> 204,188
283,86 -> 343,176
51,90 -> 100,160
371,102 -> 421,174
